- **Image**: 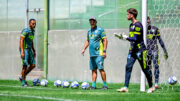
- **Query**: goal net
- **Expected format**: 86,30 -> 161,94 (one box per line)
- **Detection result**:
147,0 -> 180,86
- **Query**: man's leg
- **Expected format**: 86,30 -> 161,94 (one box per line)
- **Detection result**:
25,49 -> 36,76
147,51 -> 153,71
25,64 -> 35,76
21,66 -> 27,86
96,56 -> 107,88
138,51 -> 153,88
117,54 -> 136,92
92,69 -> 97,88
153,50 -> 160,88
99,69 -> 108,89
124,54 -> 136,88
89,57 -> 97,89
20,49 -> 29,86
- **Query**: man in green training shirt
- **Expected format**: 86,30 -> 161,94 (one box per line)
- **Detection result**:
19,19 -> 36,86
81,16 -> 108,90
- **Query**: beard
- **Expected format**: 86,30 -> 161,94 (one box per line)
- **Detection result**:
148,24 -> 151,30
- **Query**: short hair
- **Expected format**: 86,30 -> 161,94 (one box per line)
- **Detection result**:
29,19 -> 36,24
127,8 -> 138,18
147,16 -> 150,20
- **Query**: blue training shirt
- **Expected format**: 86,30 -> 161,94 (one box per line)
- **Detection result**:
87,26 -> 106,57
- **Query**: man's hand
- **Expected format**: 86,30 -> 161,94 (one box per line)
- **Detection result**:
103,52 -> 106,59
114,33 -> 128,40
164,51 -> 168,60
114,33 -> 122,39
33,51 -> 36,58
122,33 -> 128,40
21,52 -> 25,58
81,49 -> 85,56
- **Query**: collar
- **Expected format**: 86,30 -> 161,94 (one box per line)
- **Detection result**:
28,27 -> 35,33
148,25 -> 151,30
91,26 -> 97,31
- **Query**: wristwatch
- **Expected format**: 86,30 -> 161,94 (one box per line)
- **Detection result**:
103,50 -> 106,53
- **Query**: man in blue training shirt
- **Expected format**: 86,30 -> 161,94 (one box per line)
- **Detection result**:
147,16 -> 168,89
114,8 -> 154,93
81,16 -> 108,90
19,19 -> 36,86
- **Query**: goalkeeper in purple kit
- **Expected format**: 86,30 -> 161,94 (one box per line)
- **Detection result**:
147,16 -> 168,89
114,8 -> 154,93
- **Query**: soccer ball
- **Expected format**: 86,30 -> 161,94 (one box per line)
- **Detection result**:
168,76 -> 177,85
54,80 -> 62,87
81,82 -> 89,90
70,81 -> 79,89
62,81 -> 70,88
40,79 -> 48,86
33,78 -> 40,86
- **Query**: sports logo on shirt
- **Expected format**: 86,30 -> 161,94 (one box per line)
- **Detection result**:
89,34 -> 97,39
90,34 -> 95,39
152,29 -> 155,33
132,25 -> 135,30
29,35 -> 34,40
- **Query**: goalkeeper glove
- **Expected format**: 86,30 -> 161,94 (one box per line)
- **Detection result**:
114,33 -> 128,40
164,51 -> 168,60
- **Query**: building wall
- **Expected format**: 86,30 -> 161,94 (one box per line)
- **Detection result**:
48,29 -> 180,83
0,32 -> 21,79
0,28 -> 179,84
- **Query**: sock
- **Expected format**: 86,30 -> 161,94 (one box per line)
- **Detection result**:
20,76 -> 22,80
103,81 -> 107,87
92,82 -> 96,88
124,86 -> 128,88
22,80 -> 26,85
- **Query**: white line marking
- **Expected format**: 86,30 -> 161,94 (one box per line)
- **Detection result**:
0,93 -> 72,101
0,85 -> 62,91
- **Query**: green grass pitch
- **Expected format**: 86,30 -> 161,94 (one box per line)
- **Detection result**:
0,80 -> 179,101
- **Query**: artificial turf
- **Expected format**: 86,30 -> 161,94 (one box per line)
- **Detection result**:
0,80 -> 179,101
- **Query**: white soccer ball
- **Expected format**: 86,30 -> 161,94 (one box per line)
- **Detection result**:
81,82 -> 89,90
168,76 -> 177,85
54,80 -> 62,87
70,81 -> 79,89
62,81 -> 70,88
40,79 -> 48,87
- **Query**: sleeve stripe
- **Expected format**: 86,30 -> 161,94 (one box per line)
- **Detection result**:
21,35 -> 25,37
102,36 -> 107,39
134,32 -> 141,35
157,34 -> 160,36
135,27 -> 141,31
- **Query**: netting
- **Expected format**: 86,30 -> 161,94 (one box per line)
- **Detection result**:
147,0 -> 180,86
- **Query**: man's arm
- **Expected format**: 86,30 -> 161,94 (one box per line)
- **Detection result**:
157,30 -> 167,51
103,38 -> 108,59
115,24 -> 141,42
20,36 -> 25,58
126,34 -> 138,42
158,36 -> 167,51
157,29 -> 168,59
81,40 -> 89,56
32,42 -> 36,58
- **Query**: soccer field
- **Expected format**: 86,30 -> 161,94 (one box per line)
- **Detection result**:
0,80 -> 179,101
